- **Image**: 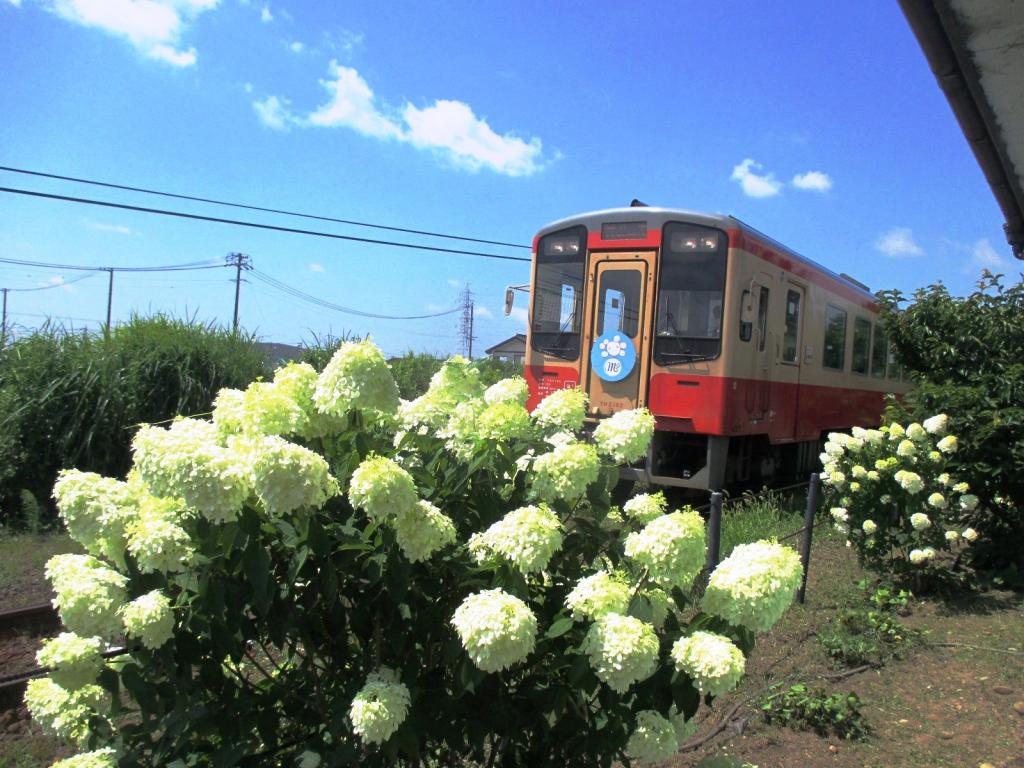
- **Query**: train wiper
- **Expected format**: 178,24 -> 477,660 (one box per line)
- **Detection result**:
659,352 -> 714,362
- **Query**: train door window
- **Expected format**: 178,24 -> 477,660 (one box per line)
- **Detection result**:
781,289 -> 802,363
596,270 -> 640,337
870,325 -> 887,378
852,316 -> 871,375
739,290 -> 753,342
757,287 -> 770,352
823,305 -> 848,370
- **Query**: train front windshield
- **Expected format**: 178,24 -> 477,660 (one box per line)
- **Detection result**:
654,222 -> 728,365
530,226 -> 586,360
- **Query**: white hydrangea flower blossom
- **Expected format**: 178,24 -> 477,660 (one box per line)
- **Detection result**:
46,554 -> 127,640
622,492 -> 668,525
473,504 -> 562,574
474,401 -> 533,442
393,500 -> 457,563
936,435 -> 958,454
483,377 -> 529,406
908,548 -> 930,565
348,455 -> 417,522
212,381 -> 305,438
862,519 -> 878,535
36,633 -> 104,691
565,571 -> 631,621
944,530 -> 960,542
962,527 -> 978,542
243,435 -> 339,516
624,509 -> 706,590
894,470 -> 925,495
923,414 -> 948,435
927,492 -> 947,509
896,439 -> 917,457
24,678 -> 106,745
121,590 -> 175,649
313,339 -> 401,418
592,408 -> 655,464
671,631 -> 745,696
531,387 -> 588,432
701,541 -> 803,632
349,667 -> 411,745
910,512 -> 931,531
830,507 -> 849,523
583,613 -> 659,693
125,494 -> 193,574
529,442 -> 601,502
52,470 -> 134,565
625,710 -> 678,764
451,589 -> 537,672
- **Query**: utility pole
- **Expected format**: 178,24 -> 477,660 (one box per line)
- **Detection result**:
104,268 -> 114,335
459,285 -> 475,358
225,252 -> 252,332
1,287 -> 8,348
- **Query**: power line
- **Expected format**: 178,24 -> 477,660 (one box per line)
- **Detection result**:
0,187 -> 531,264
1,271 -> 100,291
0,255 -> 224,272
0,165 -> 531,250
251,269 -> 462,320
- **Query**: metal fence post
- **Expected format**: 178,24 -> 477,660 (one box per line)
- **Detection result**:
705,491 -> 723,582
797,473 -> 821,604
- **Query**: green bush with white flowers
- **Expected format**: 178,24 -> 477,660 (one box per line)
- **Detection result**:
28,342 -> 804,767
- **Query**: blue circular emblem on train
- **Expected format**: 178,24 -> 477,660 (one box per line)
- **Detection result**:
591,332 -> 637,382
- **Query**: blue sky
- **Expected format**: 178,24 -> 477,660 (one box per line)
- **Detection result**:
0,0 -> 1018,357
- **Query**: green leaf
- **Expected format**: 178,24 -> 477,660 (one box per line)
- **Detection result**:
545,616 -> 574,639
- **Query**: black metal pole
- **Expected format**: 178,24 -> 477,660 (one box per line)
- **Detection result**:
105,268 -> 114,334
1,287 -> 8,347
797,472 -> 821,604
706,491 -> 723,579
232,253 -> 242,333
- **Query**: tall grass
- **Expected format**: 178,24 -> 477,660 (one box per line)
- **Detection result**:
0,315 -> 268,526
718,489 -> 808,558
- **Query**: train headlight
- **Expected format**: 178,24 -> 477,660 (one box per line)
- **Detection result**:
667,226 -> 722,253
541,233 -> 582,257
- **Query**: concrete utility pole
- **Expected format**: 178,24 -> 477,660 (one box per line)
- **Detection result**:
459,284 -> 475,358
225,252 -> 252,332
104,268 -> 114,334
1,287 -> 8,347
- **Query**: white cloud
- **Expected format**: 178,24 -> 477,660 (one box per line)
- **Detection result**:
730,159 -> 782,198
288,40 -> 303,54
473,304 -> 494,319
508,307 -> 528,323
242,81 -> 253,94
403,99 -> 544,176
971,238 -> 1009,269
44,0 -> 217,67
324,28 -> 363,58
253,95 -> 292,130
307,262 -> 325,273
447,278 -> 463,288
83,218 -> 135,234
266,62 -> 549,176
4,0 -> 24,7
259,3 -> 271,22
41,276 -> 75,292
792,170 -> 832,192
875,227 -> 924,258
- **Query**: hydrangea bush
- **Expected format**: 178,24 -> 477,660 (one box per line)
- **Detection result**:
821,418 -> 983,583
34,340 -> 803,767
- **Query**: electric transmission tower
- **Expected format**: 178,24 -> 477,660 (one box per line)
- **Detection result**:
459,284 -> 475,358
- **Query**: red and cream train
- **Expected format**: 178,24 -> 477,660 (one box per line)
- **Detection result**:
522,205 -> 908,489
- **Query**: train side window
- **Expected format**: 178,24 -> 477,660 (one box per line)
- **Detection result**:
870,325 -> 887,378
823,304 -> 848,370
739,289 -> 753,342
852,316 -> 871,374
782,289 -> 801,363
757,286 -> 770,352
596,271 -> 640,337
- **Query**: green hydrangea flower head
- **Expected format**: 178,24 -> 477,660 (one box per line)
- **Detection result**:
121,590 -> 174,650
451,588 -> 537,672
475,401 -> 533,441
622,491 -> 668,524
24,678 -> 106,745
625,710 -> 678,764
484,376 -> 529,406
393,500 -> 457,562
313,339 -> 400,418
349,667 -> 411,745
272,361 -> 347,438
348,454 -> 417,523
472,504 -> 563,574
51,749 -> 118,768
671,630 -> 745,696
132,419 -> 252,524
213,381 -> 306,438
46,554 -> 127,640
427,356 -> 483,405
592,408 -> 655,464
701,540 -> 803,632
565,571 -> 631,621
583,613 -> 659,693
241,435 -> 339,516
624,509 -> 706,590
532,387 -> 588,432
36,633 -> 104,691
530,441 -> 601,502
893,469 -> 925,494
125,493 -> 194,574
52,470 -> 134,565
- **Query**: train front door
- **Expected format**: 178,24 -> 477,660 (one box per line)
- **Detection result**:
772,282 -> 806,440
584,253 -> 655,416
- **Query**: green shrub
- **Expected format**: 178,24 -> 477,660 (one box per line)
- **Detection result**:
0,315 -> 268,526
31,348 -> 806,767
817,585 -> 918,668
879,273 -> 1024,574
761,683 -> 869,740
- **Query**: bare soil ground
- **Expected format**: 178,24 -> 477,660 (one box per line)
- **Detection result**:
0,534 -> 1021,768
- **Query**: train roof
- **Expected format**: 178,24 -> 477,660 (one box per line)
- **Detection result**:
536,206 -> 877,304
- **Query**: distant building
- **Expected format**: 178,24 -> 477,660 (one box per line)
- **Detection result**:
258,342 -> 304,367
484,333 -> 527,363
